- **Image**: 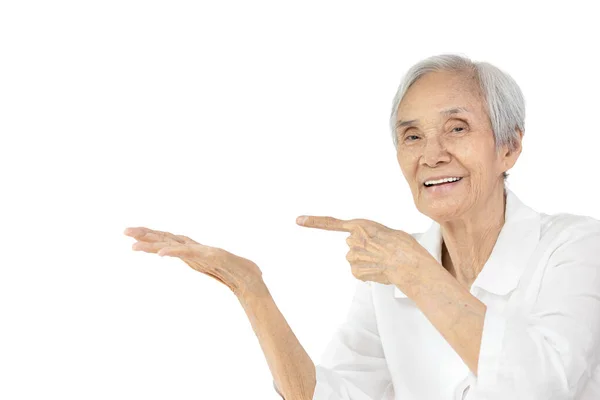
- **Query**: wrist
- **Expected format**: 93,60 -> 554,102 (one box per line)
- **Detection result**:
236,277 -> 269,303
390,258 -> 442,299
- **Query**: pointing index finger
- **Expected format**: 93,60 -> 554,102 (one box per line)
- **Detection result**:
296,215 -> 352,232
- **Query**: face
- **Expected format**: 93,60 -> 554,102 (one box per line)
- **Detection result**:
394,70 -> 521,222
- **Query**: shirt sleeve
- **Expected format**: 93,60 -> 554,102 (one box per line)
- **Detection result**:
273,280 -> 394,400
469,220 -> 600,400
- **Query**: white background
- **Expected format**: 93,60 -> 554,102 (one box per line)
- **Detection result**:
1,1 -> 599,399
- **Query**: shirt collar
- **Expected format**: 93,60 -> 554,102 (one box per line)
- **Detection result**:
394,187 -> 541,298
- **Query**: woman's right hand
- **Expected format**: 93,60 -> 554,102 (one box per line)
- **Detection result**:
124,226 -> 264,298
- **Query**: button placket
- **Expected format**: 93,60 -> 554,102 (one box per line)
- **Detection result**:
454,375 -> 470,400
462,384 -> 471,399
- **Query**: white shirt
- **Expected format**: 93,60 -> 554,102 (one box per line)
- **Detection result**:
274,188 -> 600,399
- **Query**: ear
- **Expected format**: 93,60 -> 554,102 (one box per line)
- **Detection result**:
501,129 -> 523,172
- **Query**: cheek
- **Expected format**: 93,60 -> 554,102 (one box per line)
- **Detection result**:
455,140 -> 492,171
397,148 -> 419,165
396,152 -> 414,173
460,150 -> 497,193
455,142 -> 478,163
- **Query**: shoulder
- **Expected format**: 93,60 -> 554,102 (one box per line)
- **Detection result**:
538,212 -> 600,261
540,211 -> 600,242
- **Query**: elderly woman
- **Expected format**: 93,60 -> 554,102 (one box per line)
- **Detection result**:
124,54 -> 600,400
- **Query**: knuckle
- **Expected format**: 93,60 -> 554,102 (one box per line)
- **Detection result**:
345,251 -> 355,262
174,234 -> 190,244
179,235 -> 195,243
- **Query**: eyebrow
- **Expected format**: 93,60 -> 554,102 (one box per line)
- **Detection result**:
395,107 -> 470,130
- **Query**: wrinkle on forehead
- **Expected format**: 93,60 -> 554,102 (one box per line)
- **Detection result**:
395,106 -> 471,130
396,70 -> 488,125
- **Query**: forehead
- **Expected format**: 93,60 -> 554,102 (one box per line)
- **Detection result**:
397,70 -> 484,118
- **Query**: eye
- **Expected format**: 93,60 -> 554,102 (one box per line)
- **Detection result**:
447,118 -> 469,133
452,127 -> 464,133
404,135 -> 420,142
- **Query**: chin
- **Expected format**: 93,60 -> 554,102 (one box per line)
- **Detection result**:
417,199 -> 464,222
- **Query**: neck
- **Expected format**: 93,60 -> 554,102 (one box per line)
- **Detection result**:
439,184 -> 507,287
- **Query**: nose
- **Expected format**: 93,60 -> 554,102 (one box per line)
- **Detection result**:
420,136 -> 450,168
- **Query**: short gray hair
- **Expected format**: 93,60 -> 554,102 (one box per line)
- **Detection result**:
389,54 -> 525,180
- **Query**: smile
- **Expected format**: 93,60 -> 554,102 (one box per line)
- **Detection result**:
423,177 -> 464,194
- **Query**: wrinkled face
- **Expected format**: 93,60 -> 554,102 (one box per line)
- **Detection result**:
395,70 -> 519,221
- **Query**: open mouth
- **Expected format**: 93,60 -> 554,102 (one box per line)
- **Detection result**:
424,177 -> 463,187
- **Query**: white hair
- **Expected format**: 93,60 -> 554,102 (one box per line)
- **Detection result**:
389,54 -> 525,180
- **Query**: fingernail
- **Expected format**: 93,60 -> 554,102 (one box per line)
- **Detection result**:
297,216 -> 307,224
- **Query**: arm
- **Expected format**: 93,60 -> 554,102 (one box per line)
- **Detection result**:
402,222 -> 600,399
237,280 -> 316,400
401,258 -> 487,377
239,279 -> 394,400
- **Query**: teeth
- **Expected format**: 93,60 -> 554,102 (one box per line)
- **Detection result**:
424,177 -> 461,186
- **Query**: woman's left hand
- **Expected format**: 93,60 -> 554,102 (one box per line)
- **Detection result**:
124,226 -> 264,297
296,215 -> 438,288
